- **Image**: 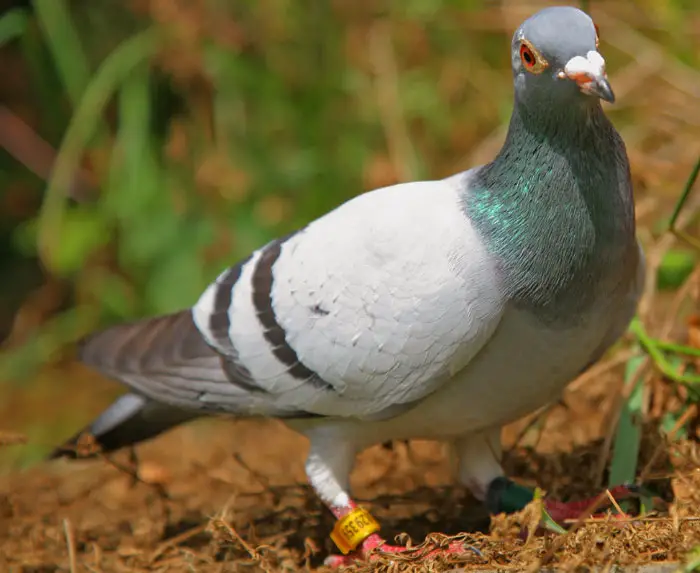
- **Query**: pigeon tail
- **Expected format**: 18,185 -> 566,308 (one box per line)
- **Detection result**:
49,393 -> 199,459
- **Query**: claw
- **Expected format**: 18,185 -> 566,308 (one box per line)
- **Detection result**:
486,477 -> 655,530
324,533 -> 482,568
543,483 -> 644,525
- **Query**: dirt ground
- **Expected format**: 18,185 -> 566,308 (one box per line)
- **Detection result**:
2,0 -> 700,570
3,360 -> 700,573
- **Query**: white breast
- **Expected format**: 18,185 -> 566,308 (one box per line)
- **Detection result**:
269,181 -> 504,417
298,302 -> 622,448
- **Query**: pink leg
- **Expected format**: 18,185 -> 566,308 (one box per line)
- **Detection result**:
543,484 -> 637,525
324,500 -> 480,568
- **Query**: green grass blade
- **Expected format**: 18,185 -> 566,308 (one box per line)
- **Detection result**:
669,153 -> 700,251
37,27 -> 164,273
0,7 -> 28,47
19,16 -> 65,141
684,546 -> 700,572
33,0 -> 92,106
117,63 -> 159,200
608,354 -> 645,488
654,340 -> 700,359
630,317 -> 700,385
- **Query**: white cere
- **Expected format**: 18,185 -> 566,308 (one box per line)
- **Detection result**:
564,50 -> 606,80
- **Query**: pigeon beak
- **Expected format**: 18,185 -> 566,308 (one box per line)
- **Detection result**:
561,50 -> 616,103
586,76 -> 615,103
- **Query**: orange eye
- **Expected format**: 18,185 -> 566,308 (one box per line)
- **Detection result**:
519,41 -> 548,74
520,43 -> 536,69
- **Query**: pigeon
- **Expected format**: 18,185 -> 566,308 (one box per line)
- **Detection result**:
51,5 -> 644,566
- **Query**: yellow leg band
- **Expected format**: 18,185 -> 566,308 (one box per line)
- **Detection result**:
330,507 -> 381,554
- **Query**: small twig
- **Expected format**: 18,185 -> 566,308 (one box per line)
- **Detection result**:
640,404 -> 698,482
512,404 -> 555,449
91,543 -> 102,573
208,517 -> 261,561
563,515 -> 700,525
232,452 -> 272,491
149,523 -> 209,563
605,489 -> 626,516
0,430 -> 27,447
638,233 -> 675,322
369,18 -> 421,182
86,445 -> 174,526
538,491 -> 612,566
99,453 -> 172,501
600,557 -> 616,573
63,518 -> 78,573
126,446 -> 140,487
0,105 -> 94,202
568,348 -> 635,393
660,266 -> 700,339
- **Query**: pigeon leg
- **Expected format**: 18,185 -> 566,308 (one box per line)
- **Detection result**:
323,500 -> 475,567
453,429 -> 505,504
303,429 -> 478,567
454,430 -> 638,526
541,484 -> 639,523
486,477 -> 640,525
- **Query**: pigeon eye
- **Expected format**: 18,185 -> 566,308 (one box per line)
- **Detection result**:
519,40 -> 548,74
520,44 -> 535,67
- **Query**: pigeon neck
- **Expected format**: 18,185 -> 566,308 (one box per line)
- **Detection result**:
464,99 -> 637,326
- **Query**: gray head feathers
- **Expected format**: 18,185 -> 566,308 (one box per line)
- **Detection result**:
510,7 -> 613,108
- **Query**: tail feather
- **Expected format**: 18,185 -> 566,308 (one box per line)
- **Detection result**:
50,393 -> 199,459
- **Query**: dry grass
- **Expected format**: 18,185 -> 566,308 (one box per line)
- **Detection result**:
2,363 -> 700,572
2,1 -> 700,572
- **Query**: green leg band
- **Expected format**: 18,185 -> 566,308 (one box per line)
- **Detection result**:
486,476 -> 535,514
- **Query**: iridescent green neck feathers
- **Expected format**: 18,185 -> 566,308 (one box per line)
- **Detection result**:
463,100 -> 636,325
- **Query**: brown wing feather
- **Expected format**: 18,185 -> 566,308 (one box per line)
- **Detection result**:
78,311 -> 258,413
80,311 -> 211,371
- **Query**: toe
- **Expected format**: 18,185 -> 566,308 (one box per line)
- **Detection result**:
324,553 -> 357,568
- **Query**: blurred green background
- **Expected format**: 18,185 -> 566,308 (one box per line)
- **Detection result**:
0,0 -> 699,468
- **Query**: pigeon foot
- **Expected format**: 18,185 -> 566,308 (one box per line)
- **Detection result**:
324,533 -> 479,568
543,484 -> 640,525
487,478 -> 645,527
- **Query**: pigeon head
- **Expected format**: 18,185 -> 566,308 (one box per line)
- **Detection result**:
511,6 -> 614,109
